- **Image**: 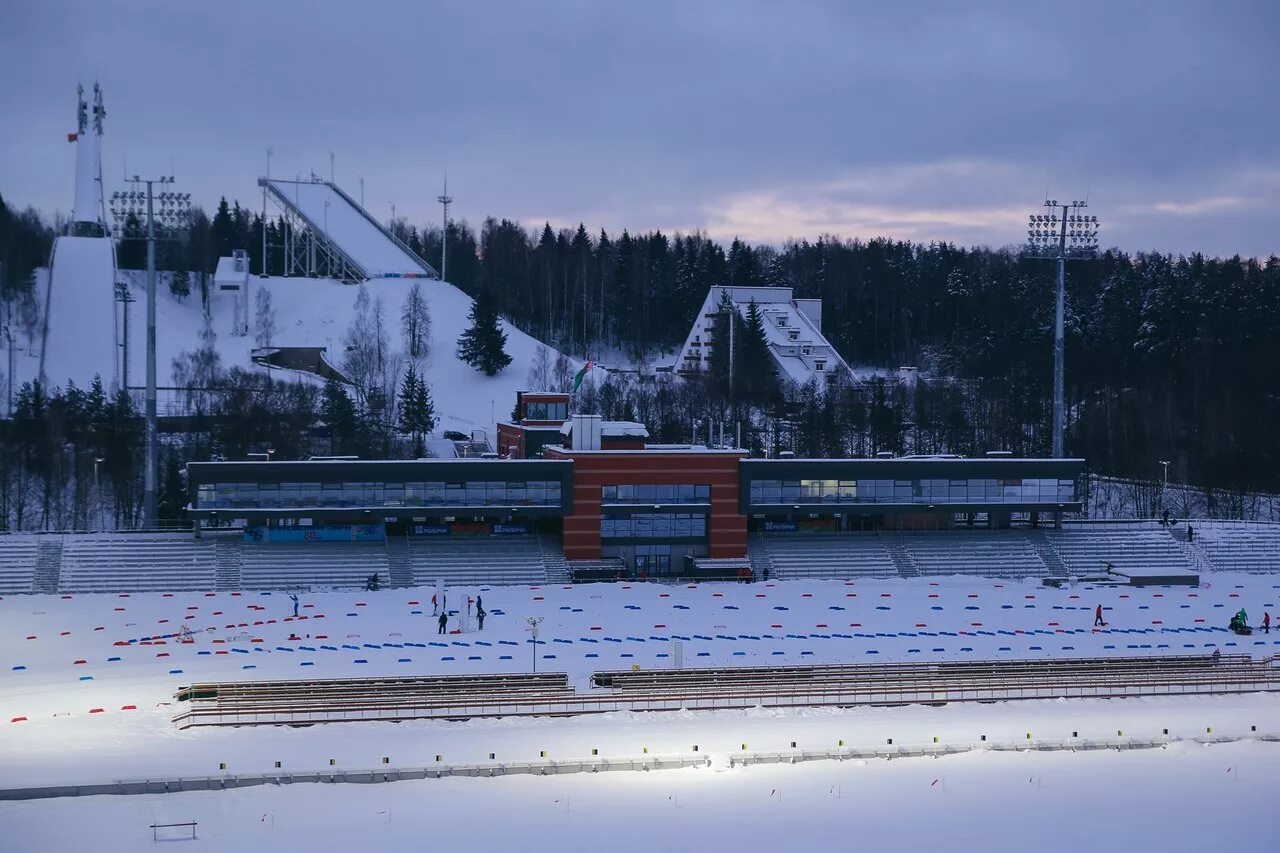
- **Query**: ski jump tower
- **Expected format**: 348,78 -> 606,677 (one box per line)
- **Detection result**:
39,83 -> 119,390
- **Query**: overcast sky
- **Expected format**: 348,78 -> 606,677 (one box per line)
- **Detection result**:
2,0 -> 1276,257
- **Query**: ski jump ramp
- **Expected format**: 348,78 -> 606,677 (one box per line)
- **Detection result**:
261,178 -> 439,281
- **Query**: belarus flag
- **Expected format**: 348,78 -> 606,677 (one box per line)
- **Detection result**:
573,358 -> 593,392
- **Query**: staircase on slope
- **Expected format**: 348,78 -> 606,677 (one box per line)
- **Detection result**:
33,538 -> 64,593
748,532 -> 774,581
539,535 -> 570,584
385,535 -> 415,588
214,537 -> 243,590
1027,529 -> 1068,577
884,536 -> 918,578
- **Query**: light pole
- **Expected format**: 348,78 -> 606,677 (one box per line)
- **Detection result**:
1025,199 -> 1100,458
108,178 -> 191,528
437,176 -> 452,282
526,616 -> 544,673
94,457 -> 105,529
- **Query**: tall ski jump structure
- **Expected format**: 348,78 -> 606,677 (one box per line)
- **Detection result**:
39,83 -> 118,390
260,177 -> 439,282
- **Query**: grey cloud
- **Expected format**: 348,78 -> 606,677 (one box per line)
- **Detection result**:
0,0 -> 1276,257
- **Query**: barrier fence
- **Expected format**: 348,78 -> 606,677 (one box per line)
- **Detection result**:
172,653 -> 1280,729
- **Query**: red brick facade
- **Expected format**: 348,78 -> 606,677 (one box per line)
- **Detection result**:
545,447 -> 747,561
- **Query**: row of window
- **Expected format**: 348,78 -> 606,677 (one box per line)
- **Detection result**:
523,401 -> 569,422
601,513 -> 708,539
195,480 -> 563,509
748,478 -> 1076,505
601,484 -> 711,504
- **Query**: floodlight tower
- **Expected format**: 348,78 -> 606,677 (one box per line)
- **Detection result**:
109,179 -> 192,527
1025,199 -> 1100,458
437,176 -> 452,283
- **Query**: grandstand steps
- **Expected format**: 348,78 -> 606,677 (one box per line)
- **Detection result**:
1027,529 -> 1068,577
885,537 -> 918,578
214,537 -> 243,590
539,535 -> 568,584
385,536 -> 415,588
34,539 -> 64,594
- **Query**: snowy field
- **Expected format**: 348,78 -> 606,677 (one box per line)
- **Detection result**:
2,739 -> 1277,852
2,574 -> 1279,850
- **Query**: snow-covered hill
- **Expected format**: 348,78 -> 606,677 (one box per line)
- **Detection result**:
32,270 -> 582,439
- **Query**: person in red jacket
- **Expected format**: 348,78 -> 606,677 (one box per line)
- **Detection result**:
1264,612 -> 1271,634
1094,604 -> 1106,627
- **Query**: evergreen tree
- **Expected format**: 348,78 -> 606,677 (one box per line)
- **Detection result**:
736,298 -> 780,405
210,197 -> 235,260
706,288 -> 736,399
321,376 -> 359,456
169,268 -> 192,301
456,293 -> 512,376
396,364 -> 437,457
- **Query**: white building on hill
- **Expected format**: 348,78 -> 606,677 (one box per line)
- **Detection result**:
674,286 -> 852,385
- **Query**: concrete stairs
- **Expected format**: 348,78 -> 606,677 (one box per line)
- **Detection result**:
1027,529 -> 1068,577
214,537 -> 243,590
33,538 -> 63,593
885,537 -> 918,578
385,536 -> 415,588
748,532 -> 775,581
539,535 -> 569,584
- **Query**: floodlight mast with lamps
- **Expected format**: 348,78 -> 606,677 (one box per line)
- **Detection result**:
1025,199 -> 1101,458
108,178 -> 192,527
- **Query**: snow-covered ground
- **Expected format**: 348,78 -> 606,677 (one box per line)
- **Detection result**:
2,574 -> 1278,849
2,737 -> 1277,852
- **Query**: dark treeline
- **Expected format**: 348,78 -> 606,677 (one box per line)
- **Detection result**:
3,193 -> 1280,501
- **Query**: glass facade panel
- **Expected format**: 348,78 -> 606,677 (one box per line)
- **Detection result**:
601,512 -> 707,540
194,478 -> 565,510
601,484 -> 711,505
746,474 -> 1076,507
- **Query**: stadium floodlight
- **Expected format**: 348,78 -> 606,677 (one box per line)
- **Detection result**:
111,175 -> 192,528
1024,198 -> 1102,460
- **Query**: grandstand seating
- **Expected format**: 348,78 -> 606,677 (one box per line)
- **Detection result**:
59,535 -> 218,593
760,534 -> 897,579
1196,525 -> 1280,572
408,536 -> 545,586
1046,527 -> 1190,577
239,541 -> 389,590
0,536 -> 39,594
902,532 -> 1048,578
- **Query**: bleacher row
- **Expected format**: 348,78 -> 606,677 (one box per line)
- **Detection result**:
0,537 -> 39,594
1,523 -> 1278,593
757,527 -> 1192,581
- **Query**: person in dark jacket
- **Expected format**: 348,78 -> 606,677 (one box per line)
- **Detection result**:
1187,524 -> 1195,543
476,605 -> 486,631
438,611 -> 448,635
1094,604 -> 1106,627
